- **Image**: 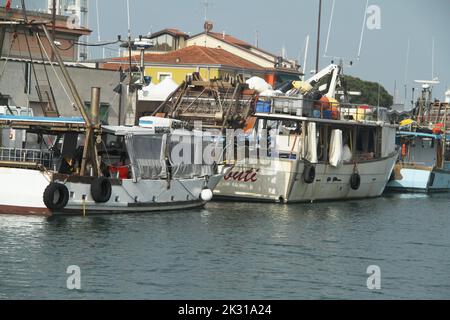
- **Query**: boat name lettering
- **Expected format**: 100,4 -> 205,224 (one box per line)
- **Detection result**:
224,168 -> 259,183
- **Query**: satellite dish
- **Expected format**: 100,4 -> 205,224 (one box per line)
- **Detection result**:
204,21 -> 213,32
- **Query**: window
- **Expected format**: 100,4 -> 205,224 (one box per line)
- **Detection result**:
84,102 -> 110,125
158,72 -> 172,82
0,96 -> 9,106
153,34 -> 174,52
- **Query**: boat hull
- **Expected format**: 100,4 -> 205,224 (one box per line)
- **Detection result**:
386,164 -> 450,193
0,167 -> 222,216
214,153 -> 397,203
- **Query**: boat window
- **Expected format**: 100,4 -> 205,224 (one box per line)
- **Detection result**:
125,134 -> 167,180
421,138 -> 434,149
98,134 -> 130,178
168,134 -> 215,179
355,127 -> 377,160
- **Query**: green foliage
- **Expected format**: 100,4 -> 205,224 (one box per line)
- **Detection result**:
341,75 -> 393,108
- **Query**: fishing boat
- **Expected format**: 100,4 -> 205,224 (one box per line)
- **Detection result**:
386,85 -> 450,193
0,18 -> 221,216
0,114 -> 221,215
213,102 -> 398,203
213,65 -> 398,203
153,62 -> 398,203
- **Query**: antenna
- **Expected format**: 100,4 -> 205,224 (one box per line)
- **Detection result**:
302,35 -> 310,80
324,0 -> 336,57
431,36 -> 435,80
203,0 -> 211,22
127,0 -> 131,39
95,0 -> 105,59
404,37 -> 410,106
357,0 -> 370,60
323,0 -> 363,68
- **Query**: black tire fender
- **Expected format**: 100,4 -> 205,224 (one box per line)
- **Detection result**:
350,173 -> 361,190
91,177 -> 112,203
43,182 -> 69,211
303,164 -> 316,184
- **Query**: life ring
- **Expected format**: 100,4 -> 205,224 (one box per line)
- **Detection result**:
91,177 -> 112,203
43,182 -> 69,211
350,173 -> 361,190
303,164 -> 316,184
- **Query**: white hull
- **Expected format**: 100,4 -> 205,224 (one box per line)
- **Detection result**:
0,168 -> 222,216
214,153 -> 397,203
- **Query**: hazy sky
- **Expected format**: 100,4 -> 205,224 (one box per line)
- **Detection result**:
14,0 -> 450,100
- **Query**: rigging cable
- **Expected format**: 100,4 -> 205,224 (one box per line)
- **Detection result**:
35,33 -> 75,108
0,30 -> 17,79
35,27 -> 60,116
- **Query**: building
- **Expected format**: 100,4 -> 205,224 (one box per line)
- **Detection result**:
0,59 -> 123,125
126,26 -> 302,87
102,45 -> 267,85
147,28 -> 190,54
0,7 -> 125,125
0,7 -> 91,62
186,30 -> 301,86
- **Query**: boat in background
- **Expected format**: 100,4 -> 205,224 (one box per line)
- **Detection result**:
387,86 -> 450,193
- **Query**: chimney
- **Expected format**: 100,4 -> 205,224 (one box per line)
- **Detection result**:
222,31 -> 226,39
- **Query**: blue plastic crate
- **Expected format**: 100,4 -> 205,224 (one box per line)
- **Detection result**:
256,101 -> 271,113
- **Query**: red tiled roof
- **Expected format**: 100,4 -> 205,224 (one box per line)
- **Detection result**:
194,31 -> 278,61
108,45 -> 264,70
150,28 -> 189,39
207,32 -> 253,48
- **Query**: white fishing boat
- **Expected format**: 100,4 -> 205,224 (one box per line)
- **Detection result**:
0,115 -> 221,215
0,19 -> 221,216
213,65 -> 398,203
214,110 -> 398,203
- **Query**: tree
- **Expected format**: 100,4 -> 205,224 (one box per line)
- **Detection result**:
341,75 -> 393,108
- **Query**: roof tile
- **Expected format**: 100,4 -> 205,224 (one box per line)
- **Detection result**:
109,45 -> 264,70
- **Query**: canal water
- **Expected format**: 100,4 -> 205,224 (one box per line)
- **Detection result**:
0,193 -> 449,300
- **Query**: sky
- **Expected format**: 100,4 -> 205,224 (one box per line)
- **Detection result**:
11,0 -> 450,101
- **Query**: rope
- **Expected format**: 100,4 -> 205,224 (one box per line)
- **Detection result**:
0,31 -> 16,79
35,33 -> 75,108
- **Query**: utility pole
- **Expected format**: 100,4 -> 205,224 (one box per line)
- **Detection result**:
315,0 -> 322,73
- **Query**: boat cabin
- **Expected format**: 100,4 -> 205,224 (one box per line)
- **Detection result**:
0,115 -> 217,182
248,112 -> 396,165
397,131 -> 450,169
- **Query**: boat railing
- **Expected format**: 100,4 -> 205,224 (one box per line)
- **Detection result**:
0,147 -> 53,168
256,96 -> 389,123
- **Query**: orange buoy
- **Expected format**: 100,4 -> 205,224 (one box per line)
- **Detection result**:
401,144 -> 407,157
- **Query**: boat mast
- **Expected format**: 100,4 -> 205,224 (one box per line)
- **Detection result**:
127,0 -> 132,85
41,24 -> 100,176
315,0 -> 322,73
51,0 -> 56,61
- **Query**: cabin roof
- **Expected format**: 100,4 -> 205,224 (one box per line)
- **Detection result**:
254,113 -> 397,128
